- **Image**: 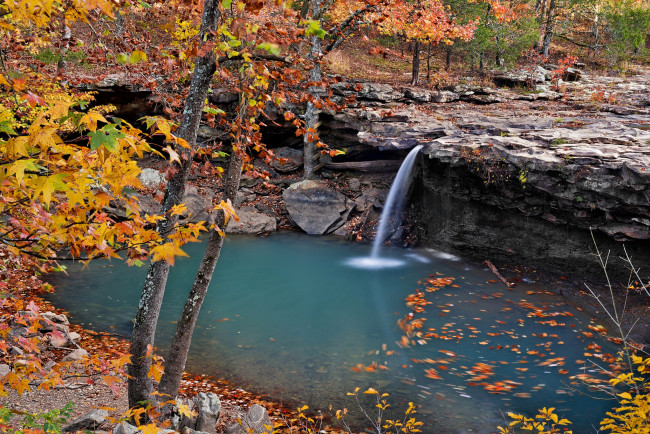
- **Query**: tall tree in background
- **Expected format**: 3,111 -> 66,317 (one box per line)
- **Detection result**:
300,0 -> 390,178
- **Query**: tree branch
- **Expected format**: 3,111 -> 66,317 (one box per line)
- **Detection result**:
555,33 -> 604,49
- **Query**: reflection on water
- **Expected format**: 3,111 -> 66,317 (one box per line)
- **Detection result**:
46,233 -> 617,433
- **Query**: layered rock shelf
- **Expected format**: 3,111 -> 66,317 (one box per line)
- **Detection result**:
318,68 -> 650,276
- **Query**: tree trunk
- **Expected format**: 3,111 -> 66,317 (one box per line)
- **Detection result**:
127,0 -> 221,409
410,39 -> 420,85
303,0 -> 323,180
541,0 -> 556,56
57,24 -> 71,75
495,36 -> 501,67
426,41 -> 431,82
157,149 -> 243,400
446,46 -> 452,70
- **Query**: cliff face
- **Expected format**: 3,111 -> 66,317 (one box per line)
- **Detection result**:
318,72 -> 650,278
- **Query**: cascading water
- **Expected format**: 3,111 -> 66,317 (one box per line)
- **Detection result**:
347,145 -> 423,269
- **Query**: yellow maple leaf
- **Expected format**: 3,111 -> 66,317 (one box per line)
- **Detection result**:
139,423 -> 160,434
150,242 -> 189,266
214,199 -> 239,225
164,145 -> 181,165
170,203 -> 187,217
148,362 -> 164,382
177,403 -> 195,419
79,112 -> 108,132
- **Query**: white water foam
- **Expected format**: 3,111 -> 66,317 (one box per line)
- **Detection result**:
344,256 -> 406,269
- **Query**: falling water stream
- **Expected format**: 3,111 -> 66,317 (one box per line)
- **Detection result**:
347,145 -> 423,270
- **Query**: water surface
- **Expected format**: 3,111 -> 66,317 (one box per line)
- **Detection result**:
47,233 -> 617,432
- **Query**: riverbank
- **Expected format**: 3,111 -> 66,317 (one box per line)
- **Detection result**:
0,254 -> 313,433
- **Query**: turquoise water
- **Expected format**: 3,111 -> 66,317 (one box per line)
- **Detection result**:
46,233 -> 617,432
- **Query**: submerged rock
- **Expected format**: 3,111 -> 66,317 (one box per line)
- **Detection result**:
283,180 -> 348,235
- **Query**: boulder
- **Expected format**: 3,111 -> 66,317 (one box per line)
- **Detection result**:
283,180 -> 347,235
242,404 -> 273,434
134,185 -> 214,222
40,312 -> 69,325
47,332 -> 68,348
563,67 -> 582,81
64,409 -> 108,432
0,364 -> 10,378
225,207 -> 277,234
181,428 -> 210,434
193,392 -> 221,434
39,312 -> 69,333
112,423 -> 176,434
172,397 -> 197,432
225,404 -> 272,434
139,168 -> 166,189
269,147 -> 303,173
112,422 -> 139,434
331,81 -> 402,103
67,331 -> 81,345
184,185 -> 215,223
62,348 -> 89,362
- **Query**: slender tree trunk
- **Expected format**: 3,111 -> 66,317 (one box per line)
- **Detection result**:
541,0 -> 556,56
534,0 -> 547,50
127,0 -> 221,409
57,24 -> 71,75
116,12 -> 124,36
446,46 -> 452,71
157,149 -> 244,400
426,41 -> 431,82
303,0 -> 322,180
495,36 -> 501,67
411,39 -> 420,85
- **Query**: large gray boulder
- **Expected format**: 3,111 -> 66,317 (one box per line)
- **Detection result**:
64,409 -> 108,432
283,180 -> 347,235
226,207 -> 276,234
193,392 -> 221,434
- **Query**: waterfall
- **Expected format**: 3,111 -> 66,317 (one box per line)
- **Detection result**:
371,144 -> 423,258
